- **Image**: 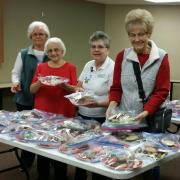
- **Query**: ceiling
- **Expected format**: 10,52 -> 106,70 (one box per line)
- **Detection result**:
85,0 -> 180,5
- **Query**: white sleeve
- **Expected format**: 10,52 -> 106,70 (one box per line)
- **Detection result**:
11,52 -> 23,83
79,63 -> 89,82
79,68 -> 85,82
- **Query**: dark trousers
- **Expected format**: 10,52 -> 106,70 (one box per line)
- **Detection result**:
37,155 -> 67,180
16,103 -> 35,169
16,103 -> 33,112
143,166 -> 160,180
75,167 -> 112,180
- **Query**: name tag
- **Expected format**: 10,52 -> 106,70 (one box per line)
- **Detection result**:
84,75 -> 92,83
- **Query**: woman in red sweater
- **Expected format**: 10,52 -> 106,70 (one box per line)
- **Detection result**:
30,37 -> 77,180
106,9 -> 170,180
107,9 -> 170,126
30,37 -> 77,117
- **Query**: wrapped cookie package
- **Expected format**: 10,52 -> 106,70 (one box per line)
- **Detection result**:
38,75 -> 69,86
65,90 -> 96,106
106,110 -> 137,125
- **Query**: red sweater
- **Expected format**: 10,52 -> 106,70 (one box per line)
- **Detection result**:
109,50 -> 170,114
32,62 -> 77,117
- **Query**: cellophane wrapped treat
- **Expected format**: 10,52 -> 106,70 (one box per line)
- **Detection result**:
38,75 -> 69,86
64,90 -> 95,106
168,100 -> 180,118
55,118 -> 100,132
134,141 -> 169,161
143,132 -> 180,151
15,129 -> 62,148
102,109 -> 147,132
102,148 -> 143,171
75,143 -> 106,163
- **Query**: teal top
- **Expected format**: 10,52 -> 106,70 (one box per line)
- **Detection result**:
14,47 -> 48,106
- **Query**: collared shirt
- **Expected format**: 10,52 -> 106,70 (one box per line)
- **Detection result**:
11,46 -> 45,83
79,56 -> 114,117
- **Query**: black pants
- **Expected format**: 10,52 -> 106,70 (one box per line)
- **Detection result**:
37,155 -> 67,180
16,103 -> 35,169
75,167 -> 112,180
16,103 -> 33,112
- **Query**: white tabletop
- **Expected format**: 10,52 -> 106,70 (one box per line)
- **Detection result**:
1,134 -> 180,179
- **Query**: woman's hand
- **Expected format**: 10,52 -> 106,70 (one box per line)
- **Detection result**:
80,99 -> 99,108
30,80 -> 43,94
75,81 -> 84,92
106,101 -> 118,118
60,83 -> 77,93
74,86 -> 84,92
11,83 -> 21,93
135,110 -> 149,122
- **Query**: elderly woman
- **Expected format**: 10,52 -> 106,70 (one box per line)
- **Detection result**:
77,31 -> 114,124
30,37 -> 77,180
107,8 -> 170,125
11,21 -> 50,109
30,37 -> 77,116
106,9 -> 170,180
11,21 -> 50,170
75,31 -> 114,180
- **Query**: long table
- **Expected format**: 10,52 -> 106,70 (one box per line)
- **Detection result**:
1,133 -> 180,180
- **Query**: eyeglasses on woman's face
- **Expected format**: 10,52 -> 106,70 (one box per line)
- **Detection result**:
32,32 -> 46,37
128,32 -> 147,39
90,45 -> 107,50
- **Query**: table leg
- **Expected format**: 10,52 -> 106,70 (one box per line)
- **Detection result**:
0,89 -> 2,109
0,148 -> 21,173
0,147 -> 30,180
170,82 -> 173,100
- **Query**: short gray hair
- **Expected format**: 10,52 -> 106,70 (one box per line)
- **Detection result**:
27,21 -> 50,39
125,9 -> 154,35
89,31 -> 110,48
44,37 -> 66,56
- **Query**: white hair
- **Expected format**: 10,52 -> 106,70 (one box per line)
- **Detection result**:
125,9 -> 154,34
44,37 -> 66,56
27,21 -> 50,39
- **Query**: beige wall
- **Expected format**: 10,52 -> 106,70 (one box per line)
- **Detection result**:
105,5 -> 180,99
0,0 -> 105,83
1,1 -> 180,102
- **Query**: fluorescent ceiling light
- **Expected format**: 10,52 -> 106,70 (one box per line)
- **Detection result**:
145,0 -> 180,3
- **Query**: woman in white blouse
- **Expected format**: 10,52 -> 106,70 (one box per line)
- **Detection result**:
75,31 -> 114,180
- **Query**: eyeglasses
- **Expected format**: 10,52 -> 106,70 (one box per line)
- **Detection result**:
90,45 -> 107,49
47,48 -> 61,53
128,32 -> 147,39
32,33 -> 46,37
